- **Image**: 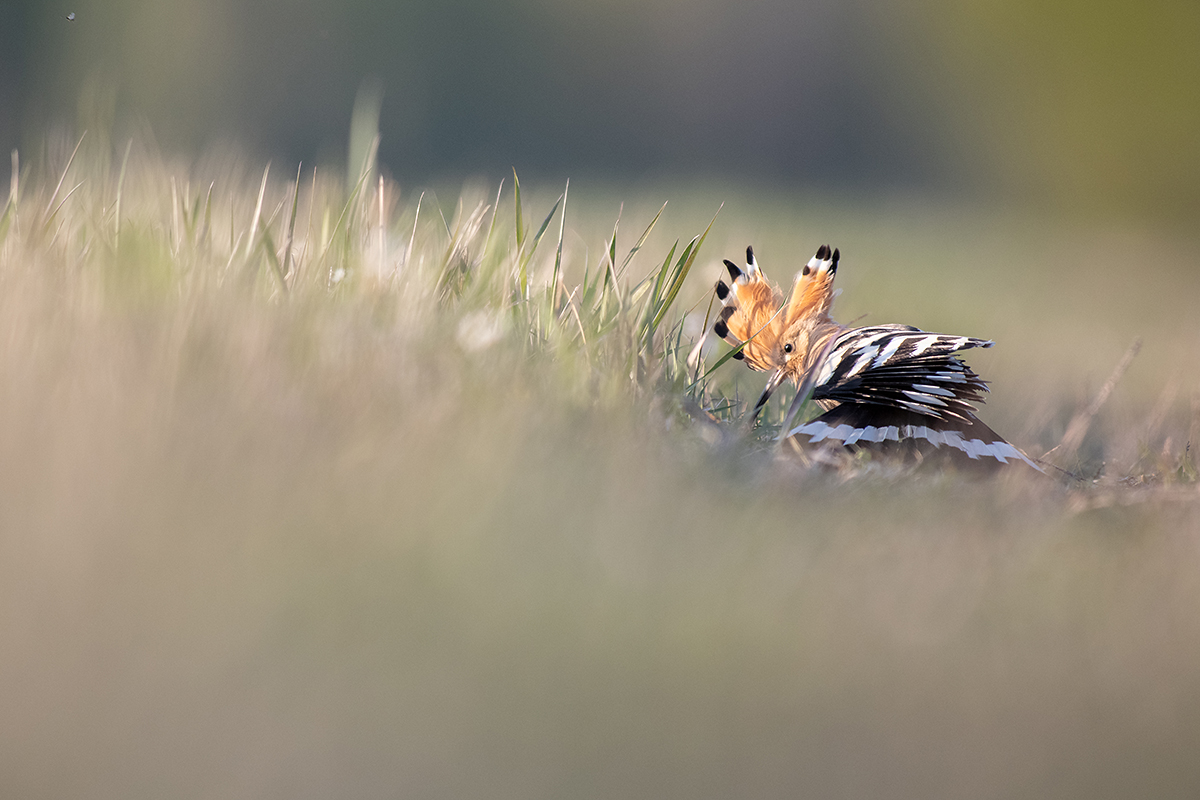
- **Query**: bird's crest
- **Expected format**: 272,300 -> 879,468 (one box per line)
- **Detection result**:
712,244 -> 839,372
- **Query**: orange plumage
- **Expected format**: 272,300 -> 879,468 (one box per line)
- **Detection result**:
713,244 -> 842,382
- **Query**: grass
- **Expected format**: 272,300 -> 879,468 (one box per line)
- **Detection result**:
2,129 -> 1200,799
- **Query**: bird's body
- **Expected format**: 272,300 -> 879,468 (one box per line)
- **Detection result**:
713,245 -> 1039,470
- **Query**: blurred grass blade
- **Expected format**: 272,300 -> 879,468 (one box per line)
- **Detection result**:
0,201 -> 12,247
377,175 -> 387,278
315,164 -> 374,282
688,343 -> 747,394
41,131 -> 86,231
482,178 -> 504,259
617,201 -> 665,279
650,237 -> 680,307
1043,337 -> 1142,463
113,140 -> 131,244
435,194 -> 456,241
512,168 -> 524,250
632,240 -> 674,309
517,194 -> 563,297
551,179 -> 569,306
528,197 -> 562,256
651,203 -> 720,330
404,190 -> 424,271
298,166 -> 317,271
281,163 -> 302,280
170,177 -> 181,247
7,148 -> 16,207
597,212 -> 622,317
436,200 -> 490,299
259,219 -> 289,293
687,281 -> 721,380
199,180 -> 214,249
244,163 -> 271,260
0,149 -> 16,245
650,238 -> 695,330
606,214 -> 619,286
44,182 -> 84,240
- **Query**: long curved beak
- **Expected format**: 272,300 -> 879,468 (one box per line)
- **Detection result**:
777,369 -> 819,442
747,369 -> 789,426
776,336 -> 838,442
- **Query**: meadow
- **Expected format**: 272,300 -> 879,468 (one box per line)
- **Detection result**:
2,130 -> 1200,799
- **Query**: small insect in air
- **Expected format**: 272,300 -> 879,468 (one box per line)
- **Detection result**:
711,244 -> 1041,471
66,12 -> 76,21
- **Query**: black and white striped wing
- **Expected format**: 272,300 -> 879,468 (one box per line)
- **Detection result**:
787,404 -> 1041,470
810,325 -> 993,422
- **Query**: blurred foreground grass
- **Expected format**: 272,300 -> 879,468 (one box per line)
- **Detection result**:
2,135 -> 1200,799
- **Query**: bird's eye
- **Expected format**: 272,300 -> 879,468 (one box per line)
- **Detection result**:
783,343 -> 793,354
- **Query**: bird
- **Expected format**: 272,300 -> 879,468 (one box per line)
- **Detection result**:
712,244 -> 1041,470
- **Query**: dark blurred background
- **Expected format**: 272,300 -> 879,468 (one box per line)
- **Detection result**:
2,0 -> 1198,217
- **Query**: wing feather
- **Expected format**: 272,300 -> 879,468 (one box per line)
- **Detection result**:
811,326 -> 994,421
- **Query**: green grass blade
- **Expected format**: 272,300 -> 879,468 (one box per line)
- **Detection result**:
580,256 -> 594,308
608,215 -> 619,265
482,178 -> 505,260
652,237 -> 687,308
259,218 -> 289,293
633,240 -> 677,332
7,148 -> 16,208
512,168 -> 524,250
617,200 -> 665,279
518,195 -> 563,285
650,203 -> 721,330
281,163 -> 302,280
596,212 -> 621,317
652,236 -> 700,331
314,164 -> 373,283
688,342 -> 750,393
0,199 -> 12,247
551,179 -> 569,307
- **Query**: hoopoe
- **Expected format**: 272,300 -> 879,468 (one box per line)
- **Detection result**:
713,245 -> 1040,470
